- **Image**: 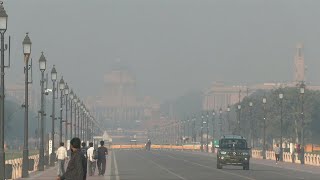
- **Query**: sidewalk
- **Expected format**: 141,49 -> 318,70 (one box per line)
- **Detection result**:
18,152 -> 113,180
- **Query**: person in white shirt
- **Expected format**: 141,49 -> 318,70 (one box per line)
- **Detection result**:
56,142 -> 68,176
87,142 -> 96,176
274,144 -> 281,164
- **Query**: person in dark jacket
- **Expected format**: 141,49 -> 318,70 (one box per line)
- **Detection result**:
57,138 -> 86,180
97,141 -> 108,176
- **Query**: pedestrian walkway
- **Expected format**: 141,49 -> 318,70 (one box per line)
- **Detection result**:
18,151 -> 113,180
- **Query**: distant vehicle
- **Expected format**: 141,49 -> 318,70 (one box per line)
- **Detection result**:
216,135 -> 250,170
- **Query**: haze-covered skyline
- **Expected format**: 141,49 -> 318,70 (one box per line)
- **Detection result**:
4,0 -> 320,102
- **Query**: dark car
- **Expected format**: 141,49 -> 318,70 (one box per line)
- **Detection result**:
216,135 -> 250,170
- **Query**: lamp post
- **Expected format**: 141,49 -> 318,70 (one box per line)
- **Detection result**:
278,92 -> 283,161
77,99 -> 81,137
206,113 -> 209,152
227,106 -> 230,134
59,77 -> 65,143
237,104 -> 241,135
262,96 -> 267,159
64,83 -> 69,144
38,52 -> 47,171
300,82 -> 305,164
200,115 -> 204,152
249,102 -> 253,148
219,108 -> 222,137
69,90 -> 74,139
187,119 -> 190,143
49,65 -> 57,167
211,110 -> 215,140
0,3 -> 7,178
73,95 -> 78,137
192,117 -> 196,142
22,32 -> 31,178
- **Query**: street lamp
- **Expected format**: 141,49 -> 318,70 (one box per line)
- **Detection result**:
38,52 -> 47,171
200,115 -> 204,152
278,91 -> 283,161
227,106 -> 230,133
77,99 -> 81,137
73,94 -> 78,137
69,89 -> 74,139
59,77 -> 65,143
249,102 -> 254,148
206,113 -> 209,152
237,104 -> 241,135
64,83 -> 69,144
49,65 -> 57,167
22,32 -> 32,178
300,82 -> 305,164
0,3 -> 7,178
262,96 -> 267,159
219,108 -> 222,138
211,110 -> 215,140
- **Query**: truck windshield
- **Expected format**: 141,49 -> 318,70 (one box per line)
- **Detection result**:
220,139 -> 247,149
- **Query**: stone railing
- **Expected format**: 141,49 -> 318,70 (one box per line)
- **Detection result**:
251,149 -> 263,159
251,150 -> 320,166
4,154 -> 39,180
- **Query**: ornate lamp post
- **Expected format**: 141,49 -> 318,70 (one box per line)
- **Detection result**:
38,52 -> 47,171
59,77 -> 65,143
200,114 -> 204,152
300,82 -> 305,164
227,106 -> 230,133
49,65 -> 57,166
22,33 -> 32,178
64,83 -> 69,144
206,113 -> 209,152
0,3 -> 7,178
219,108 -> 222,137
69,90 -> 74,139
249,102 -> 253,148
237,104 -> 241,134
262,96 -> 267,159
278,92 -> 283,161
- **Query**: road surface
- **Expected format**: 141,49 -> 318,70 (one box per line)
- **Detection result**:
109,150 -> 320,180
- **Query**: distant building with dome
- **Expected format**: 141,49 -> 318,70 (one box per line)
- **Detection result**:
86,60 -> 160,130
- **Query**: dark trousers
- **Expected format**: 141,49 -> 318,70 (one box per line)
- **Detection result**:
88,161 -> 96,176
97,159 -> 106,175
275,154 -> 280,162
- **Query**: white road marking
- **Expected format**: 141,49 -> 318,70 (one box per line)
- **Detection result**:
105,151 -> 113,180
113,151 -> 120,180
136,152 -> 187,180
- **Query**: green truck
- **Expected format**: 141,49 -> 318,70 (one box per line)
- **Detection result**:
216,135 -> 250,170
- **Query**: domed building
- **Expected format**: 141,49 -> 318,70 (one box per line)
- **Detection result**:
86,61 -> 160,130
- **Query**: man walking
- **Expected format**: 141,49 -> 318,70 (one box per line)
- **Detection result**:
97,141 -> 108,176
81,142 -> 88,178
56,142 -> 68,177
274,144 -> 281,164
57,137 -> 86,180
87,142 -> 96,176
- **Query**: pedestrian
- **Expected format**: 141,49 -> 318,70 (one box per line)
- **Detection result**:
274,144 -> 281,164
56,142 -> 68,177
97,141 -> 108,176
87,142 -> 96,176
57,138 -> 86,180
81,142 -> 88,178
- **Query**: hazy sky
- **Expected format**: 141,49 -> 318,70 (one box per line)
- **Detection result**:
4,0 -> 320,102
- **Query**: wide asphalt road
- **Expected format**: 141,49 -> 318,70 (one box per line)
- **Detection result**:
109,150 -> 320,180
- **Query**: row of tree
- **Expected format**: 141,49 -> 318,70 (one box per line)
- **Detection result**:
230,87 -> 320,145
